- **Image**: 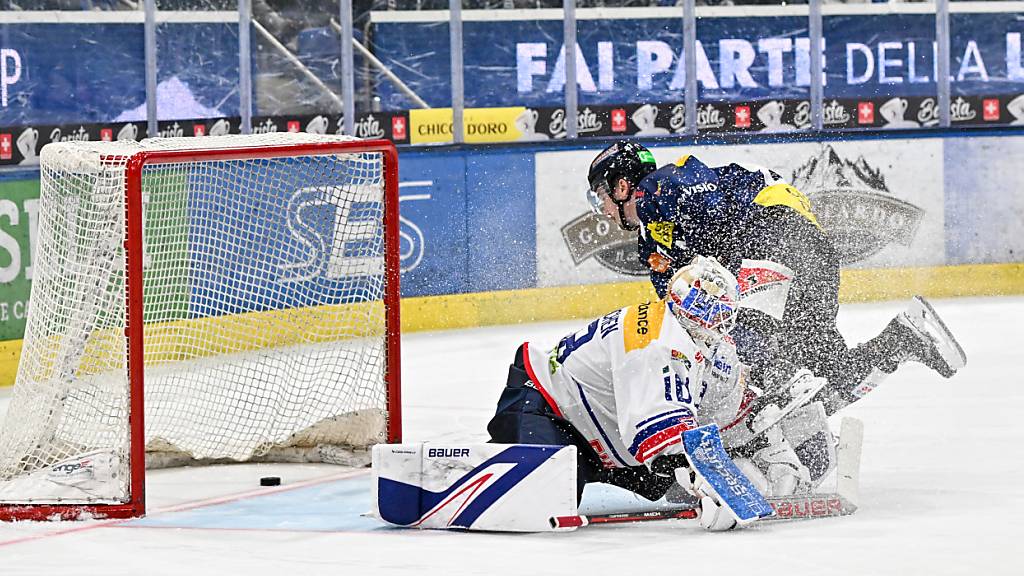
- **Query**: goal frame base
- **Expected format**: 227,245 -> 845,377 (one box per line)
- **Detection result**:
0,502 -> 143,522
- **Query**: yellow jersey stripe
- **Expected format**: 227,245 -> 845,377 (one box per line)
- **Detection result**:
623,300 -> 666,353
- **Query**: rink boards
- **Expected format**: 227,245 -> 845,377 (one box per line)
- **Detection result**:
1,129 -> 1024,385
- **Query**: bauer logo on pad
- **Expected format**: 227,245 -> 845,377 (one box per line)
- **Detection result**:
371,444 -> 577,532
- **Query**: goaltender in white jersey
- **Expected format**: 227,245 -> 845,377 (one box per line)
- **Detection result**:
523,297 -> 748,470
487,256 -> 825,530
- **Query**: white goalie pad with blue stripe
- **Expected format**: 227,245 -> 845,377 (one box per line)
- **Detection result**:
371,443 -> 578,532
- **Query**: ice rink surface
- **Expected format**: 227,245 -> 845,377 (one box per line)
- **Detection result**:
0,296 -> 1021,576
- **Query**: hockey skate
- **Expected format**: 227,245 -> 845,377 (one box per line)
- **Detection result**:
891,296 -> 967,378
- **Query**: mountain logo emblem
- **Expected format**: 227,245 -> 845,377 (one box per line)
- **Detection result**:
791,145 -> 923,265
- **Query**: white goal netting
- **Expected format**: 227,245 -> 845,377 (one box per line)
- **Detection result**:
0,133 -> 397,506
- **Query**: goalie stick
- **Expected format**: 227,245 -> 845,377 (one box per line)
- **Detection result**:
551,417 -> 863,530
551,508 -> 698,529
550,492 -> 852,529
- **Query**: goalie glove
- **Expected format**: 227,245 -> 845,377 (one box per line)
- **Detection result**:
671,465 -> 755,531
653,439 -> 768,532
750,369 -> 827,435
721,368 -> 828,449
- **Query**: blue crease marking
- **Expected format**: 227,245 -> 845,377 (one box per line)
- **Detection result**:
127,475 -> 386,532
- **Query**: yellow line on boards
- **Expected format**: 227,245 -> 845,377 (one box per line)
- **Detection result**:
401,263 -> 1024,330
0,339 -> 20,389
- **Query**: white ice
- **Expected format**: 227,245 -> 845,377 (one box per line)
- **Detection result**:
0,296 -> 1021,575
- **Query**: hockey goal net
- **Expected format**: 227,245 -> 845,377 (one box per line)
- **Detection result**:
0,133 -> 401,520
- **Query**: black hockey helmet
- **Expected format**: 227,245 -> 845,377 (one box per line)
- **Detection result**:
587,140 -> 658,199
586,140 -> 658,230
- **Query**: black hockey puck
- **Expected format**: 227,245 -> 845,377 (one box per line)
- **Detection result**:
260,476 -> 281,487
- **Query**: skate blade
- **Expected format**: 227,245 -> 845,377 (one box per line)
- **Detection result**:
906,296 -> 967,372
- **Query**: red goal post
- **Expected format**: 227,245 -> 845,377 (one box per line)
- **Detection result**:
0,134 -> 401,521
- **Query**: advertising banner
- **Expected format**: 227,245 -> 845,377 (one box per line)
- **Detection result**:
535,138 -> 946,288
0,178 -> 38,341
1,8 -> 1023,161
394,152 -> 470,297
397,93 -> 1022,146
372,7 -> 1024,112
408,107 -> 527,144
0,112 -> 411,168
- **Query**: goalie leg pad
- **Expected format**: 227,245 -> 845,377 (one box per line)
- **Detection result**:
779,401 -> 836,489
750,426 -> 812,497
371,443 -> 578,532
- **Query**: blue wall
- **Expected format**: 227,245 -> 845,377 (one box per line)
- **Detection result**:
397,148 -> 536,297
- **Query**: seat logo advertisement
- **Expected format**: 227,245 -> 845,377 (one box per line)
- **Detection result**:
276,186 -> 386,284
408,108 -> 527,145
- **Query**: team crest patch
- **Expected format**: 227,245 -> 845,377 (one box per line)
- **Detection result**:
737,265 -> 791,296
670,349 -> 692,370
648,252 -> 672,273
646,221 -> 674,248
737,259 -> 795,321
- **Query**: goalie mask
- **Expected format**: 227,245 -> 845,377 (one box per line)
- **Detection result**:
666,256 -> 739,343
